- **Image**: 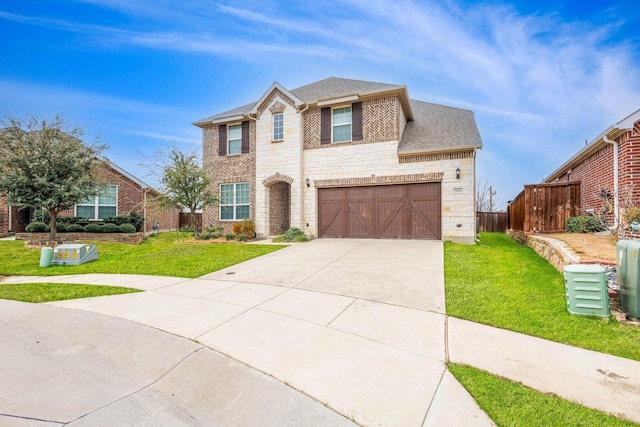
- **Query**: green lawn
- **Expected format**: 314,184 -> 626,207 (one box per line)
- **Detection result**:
0,232 -> 285,278
0,282 -> 141,303
449,364 -> 640,427
445,233 -> 640,361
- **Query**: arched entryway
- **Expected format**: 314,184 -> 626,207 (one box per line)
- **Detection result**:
269,181 -> 291,235
262,173 -> 294,236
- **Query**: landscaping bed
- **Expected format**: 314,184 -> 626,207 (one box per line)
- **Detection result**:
16,232 -> 145,244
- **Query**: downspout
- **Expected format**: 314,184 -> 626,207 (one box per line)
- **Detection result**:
603,135 -> 619,229
8,205 -> 12,232
298,104 -> 309,232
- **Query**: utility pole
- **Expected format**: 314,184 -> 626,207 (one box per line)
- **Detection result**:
489,186 -> 497,212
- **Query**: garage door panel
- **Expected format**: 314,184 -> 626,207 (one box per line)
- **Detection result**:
318,183 -> 441,240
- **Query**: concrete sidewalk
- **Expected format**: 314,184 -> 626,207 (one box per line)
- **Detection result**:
2,238 -> 640,425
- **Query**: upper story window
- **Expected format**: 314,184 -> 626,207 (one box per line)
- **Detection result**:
332,106 -> 352,143
228,124 -> 242,155
76,185 -> 117,220
220,182 -> 250,220
273,113 -> 284,141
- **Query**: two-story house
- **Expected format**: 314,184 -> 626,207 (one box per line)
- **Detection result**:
193,77 -> 483,243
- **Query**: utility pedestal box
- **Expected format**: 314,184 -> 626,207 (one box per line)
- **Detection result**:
617,240 -> 640,319
51,244 -> 98,266
564,264 -> 610,318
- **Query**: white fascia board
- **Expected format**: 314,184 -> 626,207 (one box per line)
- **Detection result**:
211,115 -> 244,124
317,94 -> 359,106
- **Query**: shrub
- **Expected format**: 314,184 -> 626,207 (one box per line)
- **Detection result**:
104,216 -> 128,226
66,224 -> 85,232
102,223 -> 120,233
237,234 -> 248,242
225,233 -> 235,241
44,224 -> 67,233
32,209 -> 50,224
566,216 -> 605,233
84,223 -> 103,233
272,227 -> 309,243
232,219 -> 256,239
57,216 -> 86,225
118,223 -> 136,233
199,226 -> 224,240
25,222 -> 47,232
127,212 -> 144,232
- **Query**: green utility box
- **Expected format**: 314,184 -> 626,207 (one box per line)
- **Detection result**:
564,264 -> 610,318
39,247 -> 53,268
616,240 -> 640,319
51,244 -> 98,266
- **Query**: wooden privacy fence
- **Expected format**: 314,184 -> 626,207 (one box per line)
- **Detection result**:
179,212 -> 203,229
507,182 -> 580,233
477,212 -> 508,232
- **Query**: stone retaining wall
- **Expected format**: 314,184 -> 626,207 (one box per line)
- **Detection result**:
507,230 -> 581,272
16,232 -> 145,245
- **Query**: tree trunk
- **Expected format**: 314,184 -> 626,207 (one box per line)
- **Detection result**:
49,208 -> 58,240
190,208 -> 199,239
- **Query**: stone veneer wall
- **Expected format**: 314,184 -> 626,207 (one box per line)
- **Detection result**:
304,145 -> 477,243
202,122 -> 257,233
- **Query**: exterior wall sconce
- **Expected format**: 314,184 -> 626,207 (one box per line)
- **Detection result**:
455,167 -> 461,180
306,177 -> 310,187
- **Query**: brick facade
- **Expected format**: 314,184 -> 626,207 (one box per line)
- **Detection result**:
201,121 -> 257,232
546,114 -> 640,225
197,80 -> 481,243
0,165 -> 180,234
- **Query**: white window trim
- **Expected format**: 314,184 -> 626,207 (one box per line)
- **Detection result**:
75,185 -> 118,220
273,112 -> 284,141
219,182 -> 250,221
331,105 -> 352,143
228,123 -> 242,155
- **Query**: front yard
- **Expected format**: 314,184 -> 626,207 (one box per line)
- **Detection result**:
0,232 -> 285,279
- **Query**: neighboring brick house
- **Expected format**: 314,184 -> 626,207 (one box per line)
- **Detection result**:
0,161 -> 180,234
193,77 -> 483,243
544,109 -> 640,226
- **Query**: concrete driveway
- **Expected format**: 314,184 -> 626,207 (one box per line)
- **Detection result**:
1,239 -> 493,426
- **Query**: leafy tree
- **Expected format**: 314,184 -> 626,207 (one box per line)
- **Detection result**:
0,114 -> 108,240
159,149 -> 216,239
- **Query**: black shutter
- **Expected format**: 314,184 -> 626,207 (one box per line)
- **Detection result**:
321,107 -> 331,145
218,125 -> 227,156
241,120 -> 250,154
352,102 -> 362,141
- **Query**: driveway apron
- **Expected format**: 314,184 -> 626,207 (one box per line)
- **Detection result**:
21,239 -> 492,426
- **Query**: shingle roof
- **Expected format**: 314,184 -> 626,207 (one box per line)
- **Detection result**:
193,78 -> 483,154
192,77 -> 405,126
398,100 -> 483,154
290,77 -> 404,103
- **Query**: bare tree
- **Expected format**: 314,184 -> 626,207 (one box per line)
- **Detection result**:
476,180 -> 498,212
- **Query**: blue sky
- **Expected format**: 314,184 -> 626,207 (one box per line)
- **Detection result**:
1,0 -> 639,209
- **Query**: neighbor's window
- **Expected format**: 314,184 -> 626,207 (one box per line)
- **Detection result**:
228,123 -> 242,155
76,185 -> 117,220
332,106 -> 352,143
273,113 -> 284,141
220,182 -> 249,220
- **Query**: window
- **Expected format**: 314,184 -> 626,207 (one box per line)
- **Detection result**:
76,185 -> 117,219
228,124 -> 242,155
273,113 -> 283,141
332,106 -> 352,143
220,183 -> 250,220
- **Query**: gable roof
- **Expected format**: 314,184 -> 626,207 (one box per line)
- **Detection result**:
398,100 -> 483,154
544,108 -> 640,182
192,77 -> 412,127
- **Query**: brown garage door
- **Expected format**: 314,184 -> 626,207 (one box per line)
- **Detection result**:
318,183 -> 441,239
